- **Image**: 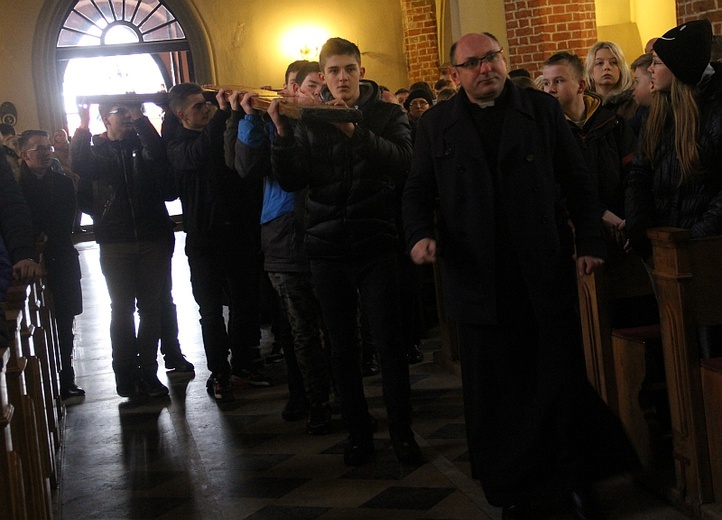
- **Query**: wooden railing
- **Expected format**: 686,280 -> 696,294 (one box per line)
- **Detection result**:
577,228 -> 722,518
0,260 -> 65,519
648,228 -> 722,517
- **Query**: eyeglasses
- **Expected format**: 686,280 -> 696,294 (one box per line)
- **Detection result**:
453,48 -> 504,70
25,145 -> 54,154
108,107 -> 130,115
409,100 -> 430,108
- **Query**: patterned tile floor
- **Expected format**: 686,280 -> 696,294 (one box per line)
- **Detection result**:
54,234 -> 692,519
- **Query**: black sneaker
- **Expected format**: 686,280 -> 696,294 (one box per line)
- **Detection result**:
164,352 -> 195,372
307,405 -> 331,435
138,371 -> 170,398
408,344 -> 424,365
115,368 -> 134,398
391,431 -> 424,465
232,369 -> 272,387
343,433 -> 374,466
282,398 -> 309,421
206,374 -> 234,402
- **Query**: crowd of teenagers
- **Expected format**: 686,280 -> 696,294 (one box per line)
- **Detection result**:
1,18 -> 721,520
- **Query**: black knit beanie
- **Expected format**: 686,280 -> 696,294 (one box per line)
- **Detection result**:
404,89 -> 434,110
653,19 -> 712,86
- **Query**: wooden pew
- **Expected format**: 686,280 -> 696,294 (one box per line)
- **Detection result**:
5,284 -> 57,494
576,253 -> 657,411
26,280 -> 61,458
648,227 -> 722,516
0,343 -> 26,520
3,306 -> 51,519
702,358 -> 722,503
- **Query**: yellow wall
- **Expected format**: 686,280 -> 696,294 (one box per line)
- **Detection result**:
0,0 -> 408,133
0,2 -> 46,130
186,0 -> 407,90
0,0 -> 680,133
594,0 -> 676,62
631,0 -> 677,49
451,0 -> 508,53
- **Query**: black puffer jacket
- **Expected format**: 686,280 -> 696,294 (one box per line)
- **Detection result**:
568,93 -> 636,218
166,109 -> 262,250
71,117 -> 175,244
626,64 -> 722,257
271,80 -> 412,260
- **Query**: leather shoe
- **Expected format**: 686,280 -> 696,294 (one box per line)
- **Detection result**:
392,436 -> 424,464
343,434 -> 374,466
60,383 -> 85,399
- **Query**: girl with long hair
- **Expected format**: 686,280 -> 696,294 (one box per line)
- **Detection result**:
626,18 -> 722,356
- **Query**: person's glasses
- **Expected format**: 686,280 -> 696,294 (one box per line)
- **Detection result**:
453,48 -> 504,70
409,100 -> 430,108
108,107 -> 130,115
26,145 -> 54,154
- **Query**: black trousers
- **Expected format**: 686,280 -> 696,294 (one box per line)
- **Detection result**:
310,253 -> 411,438
457,296 -> 638,507
186,244 -> 261,376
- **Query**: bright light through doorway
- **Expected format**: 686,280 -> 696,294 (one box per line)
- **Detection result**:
62,53 -> 183,220
63,53 -> 166,135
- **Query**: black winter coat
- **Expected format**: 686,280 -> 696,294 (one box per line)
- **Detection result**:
568,94 -> 636,218
71,117 -> 175,244
19,163 -> 82,314
167,109 -> 262,250
0,153 -> 35,264
626,65 -> 722,258
403,82 -> 605,325
227,111 -> 309,273
271,80 -> 412,260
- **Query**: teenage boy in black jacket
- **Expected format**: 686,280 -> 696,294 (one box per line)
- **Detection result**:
166,84 -> 264,401
268,37 -> 420,466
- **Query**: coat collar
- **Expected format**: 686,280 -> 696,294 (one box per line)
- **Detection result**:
442,80 -> 534,164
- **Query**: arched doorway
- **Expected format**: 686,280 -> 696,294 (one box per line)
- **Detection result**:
56,0 -> 192,134
31,0 -> 214,135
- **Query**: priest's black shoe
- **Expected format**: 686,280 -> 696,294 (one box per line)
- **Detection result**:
392,435 -> 424,464
343,434 -> 374,466
60,383 -> 85,399
501,504 -> 534,520
60,368 -> 85,399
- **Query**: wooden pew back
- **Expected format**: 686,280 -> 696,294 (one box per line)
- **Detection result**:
649,227 -> 722,514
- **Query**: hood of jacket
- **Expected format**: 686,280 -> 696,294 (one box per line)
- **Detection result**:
319,79 -> 380,108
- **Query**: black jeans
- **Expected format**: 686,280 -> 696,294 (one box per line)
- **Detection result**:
310,253 -> 411,438
268,271 -> 330,408
186,244 -> 261,376
99,238 -> 170,370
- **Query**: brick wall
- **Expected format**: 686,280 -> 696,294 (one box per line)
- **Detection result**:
504,0 -> 597,77
399,0 -> 440,87
677,0 -> 722,33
